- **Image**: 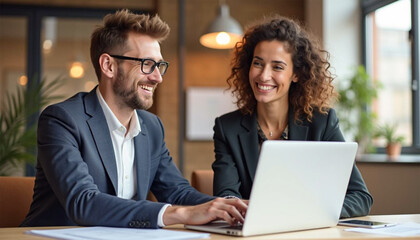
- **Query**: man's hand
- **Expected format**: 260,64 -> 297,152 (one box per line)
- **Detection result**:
163,198 -> 248,226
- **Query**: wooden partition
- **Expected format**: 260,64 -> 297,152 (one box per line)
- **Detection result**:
357,156 -> 420,214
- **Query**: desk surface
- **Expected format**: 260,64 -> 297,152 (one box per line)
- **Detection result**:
1,214 -> 419,240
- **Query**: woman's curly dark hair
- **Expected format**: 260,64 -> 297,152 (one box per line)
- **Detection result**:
227,15 -> 337,122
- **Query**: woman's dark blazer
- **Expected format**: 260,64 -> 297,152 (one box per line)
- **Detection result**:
212,108 -> 373,218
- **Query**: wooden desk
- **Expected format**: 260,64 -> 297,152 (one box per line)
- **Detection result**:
1,215 -> 419,240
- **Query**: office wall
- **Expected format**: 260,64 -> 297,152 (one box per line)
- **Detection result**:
323,0 -> 361,85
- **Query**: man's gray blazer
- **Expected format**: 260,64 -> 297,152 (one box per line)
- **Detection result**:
21,88 -> 214,228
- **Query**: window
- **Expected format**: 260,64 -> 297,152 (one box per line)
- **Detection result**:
0,5 -> 149,175
0,16 -> 27,108
0,5 -> 149,103
362,0 -> 419,153
41,17 -> 102,103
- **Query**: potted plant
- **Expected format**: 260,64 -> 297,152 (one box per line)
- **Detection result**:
337,65 -> 381,154
0,77 -> 63,176
374,123 -> 405,158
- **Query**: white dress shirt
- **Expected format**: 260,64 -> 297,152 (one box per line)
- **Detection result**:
97,88 -> 139,199
96,88 -> 169,227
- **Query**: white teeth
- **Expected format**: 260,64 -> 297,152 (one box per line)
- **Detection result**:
257,84 -> 274,90
140,85 -> 153,91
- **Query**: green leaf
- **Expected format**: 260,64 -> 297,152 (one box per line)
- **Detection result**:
374,123 -> 405,144
0,76 -> 65,175
337,65 -> 381,153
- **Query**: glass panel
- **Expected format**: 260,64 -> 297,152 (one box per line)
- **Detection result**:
41,17 -> 102,103
0,16 -> 27,175
0,16 -> 27,111
365,0 -> 412,147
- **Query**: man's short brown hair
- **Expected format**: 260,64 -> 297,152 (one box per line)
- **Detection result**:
90,9 -> 170,80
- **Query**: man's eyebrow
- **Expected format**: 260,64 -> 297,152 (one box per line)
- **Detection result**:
142,56 -> 164,61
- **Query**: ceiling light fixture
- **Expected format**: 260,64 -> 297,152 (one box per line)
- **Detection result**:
199,3 -> 243,49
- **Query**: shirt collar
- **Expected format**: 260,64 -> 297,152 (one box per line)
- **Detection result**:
96,87 -> 141,137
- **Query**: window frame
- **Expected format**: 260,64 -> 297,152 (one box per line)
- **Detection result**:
361,0 -> 420,154
0,4 -> 149,87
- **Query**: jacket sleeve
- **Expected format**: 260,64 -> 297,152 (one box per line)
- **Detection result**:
323,109 -> 373,218
212,116 -> 243,198
340,165 -> 373,218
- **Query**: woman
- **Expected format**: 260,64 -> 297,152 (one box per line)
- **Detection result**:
212,15 -> 373,218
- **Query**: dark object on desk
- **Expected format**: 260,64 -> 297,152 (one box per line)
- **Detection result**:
338,219 -> 396,228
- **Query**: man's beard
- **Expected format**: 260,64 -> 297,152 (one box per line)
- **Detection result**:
112,66 -> 154,110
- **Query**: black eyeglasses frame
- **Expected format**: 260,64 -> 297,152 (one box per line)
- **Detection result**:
109,54 -> 169,76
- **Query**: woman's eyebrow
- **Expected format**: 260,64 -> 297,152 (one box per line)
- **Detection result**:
254,56 -> 287,66
272,60 -> 287,66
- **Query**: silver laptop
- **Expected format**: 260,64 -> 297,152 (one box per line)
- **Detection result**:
185,141 -> 358,237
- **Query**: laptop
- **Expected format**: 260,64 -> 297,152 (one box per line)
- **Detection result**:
185,140 -> 358,237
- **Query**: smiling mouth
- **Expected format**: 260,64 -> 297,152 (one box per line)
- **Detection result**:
139,84 -> 154,92
256,83 -> 276,91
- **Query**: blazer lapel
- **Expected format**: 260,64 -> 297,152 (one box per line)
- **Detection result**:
288,110 -> 309,140
133,111 -> 150,200
238,112 -> 260,181
85,88 -> 118,193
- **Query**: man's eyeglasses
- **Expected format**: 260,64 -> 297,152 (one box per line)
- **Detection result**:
109,55 -> 169,76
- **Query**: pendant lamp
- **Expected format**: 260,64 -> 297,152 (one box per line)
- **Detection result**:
199,3 -> 243,49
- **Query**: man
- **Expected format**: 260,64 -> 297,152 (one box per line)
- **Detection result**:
21,9 -> 247,228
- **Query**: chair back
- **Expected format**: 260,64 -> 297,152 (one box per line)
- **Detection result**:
191,170 -> 214,195
0,176 -> 35,227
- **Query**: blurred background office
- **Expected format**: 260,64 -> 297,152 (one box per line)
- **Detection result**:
0,0 -> 418,214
